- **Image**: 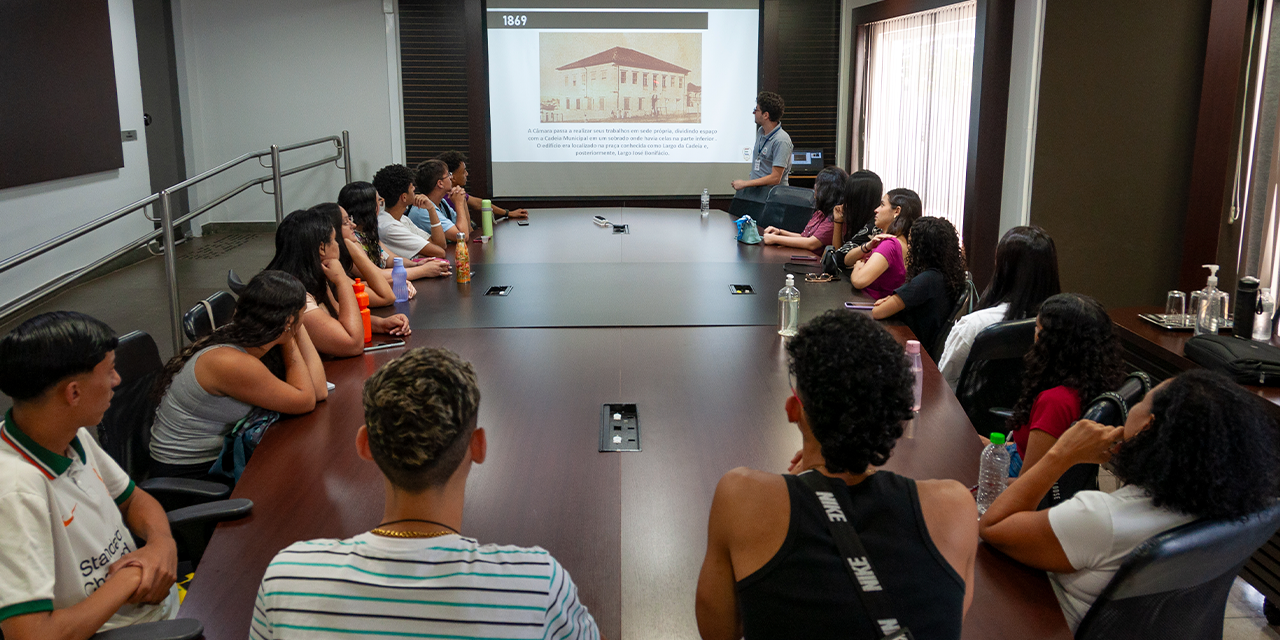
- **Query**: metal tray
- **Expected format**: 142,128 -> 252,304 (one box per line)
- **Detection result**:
1138,313 -> 1232,331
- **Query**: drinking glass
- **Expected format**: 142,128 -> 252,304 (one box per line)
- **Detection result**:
1165,290 -> 1187,328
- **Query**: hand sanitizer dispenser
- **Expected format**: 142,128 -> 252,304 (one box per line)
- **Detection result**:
1192,264 -> 1228,335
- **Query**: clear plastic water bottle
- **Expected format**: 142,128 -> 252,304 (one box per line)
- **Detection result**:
392,257 -> 409,302
701,188 -> 710,217
1255,287 -> 1274,342
976,432 -> 1011,516
778,274 -> 799,337
906,339 -> 923,412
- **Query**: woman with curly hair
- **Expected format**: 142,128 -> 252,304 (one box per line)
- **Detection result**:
149,271 -> 328,483
937,225 -> 1060,390
761,166 -> 849,252
1005,293 -> 1125,476
696,310 -> 977,640
871,216 -> 966,359
979,369 -> 1280,630
849,188 -> 922,300
337,181 -> 450,283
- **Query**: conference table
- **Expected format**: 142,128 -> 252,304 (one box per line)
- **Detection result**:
179,209 -> 1070,639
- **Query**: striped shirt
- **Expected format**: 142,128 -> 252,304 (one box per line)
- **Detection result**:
251,532 -> 598,640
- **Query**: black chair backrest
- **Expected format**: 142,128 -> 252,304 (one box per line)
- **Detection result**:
757,185 -> 817,233
956,317 -> 1037,438
931,272 -> 978,358
1038,372 -> 1152,510
1075,501 -> 1280,639
97,330 -> 164,479
182,291 -> 236,342
227,269 -> 246,295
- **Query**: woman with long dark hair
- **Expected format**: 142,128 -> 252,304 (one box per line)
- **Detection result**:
312,202 -> 404,307
980,369 -> 1280,631
1005,293 -> 1125,476
149,270 -> 327,482
832,169 -> 883,256
761,166 -> 848,252
265,208 -> 411,358
848,188 -> 922,300
938,225 -> 1060,389
871,216 -> 966,358
337,181 -> 449,282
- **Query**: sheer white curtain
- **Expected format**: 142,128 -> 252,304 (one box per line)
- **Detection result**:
861,2 -> 977,232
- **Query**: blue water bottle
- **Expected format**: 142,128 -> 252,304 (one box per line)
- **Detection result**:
392,258 -> 409,302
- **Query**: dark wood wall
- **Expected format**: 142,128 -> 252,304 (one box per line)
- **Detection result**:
1028,0 -> 1213,309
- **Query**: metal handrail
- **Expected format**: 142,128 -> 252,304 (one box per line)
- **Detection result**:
0,130 -> 352,354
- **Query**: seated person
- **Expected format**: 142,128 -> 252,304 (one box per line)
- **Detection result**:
265,209 -> 411,358
337,181 -> 450,282
937,225 -> 1059,390
761,166 -> 848,252
150,271 -> 327,482
696,310 -> 977,640
437,150 -> 528,220
849,188 -> 921,300
872,216 -> 967,360
979,370 -> 1280,631
832,169 -> 884,259
372,164 -> 446,259
0,312 -> 179,639
1004,293 -> 1124,477
252,347 -> 598,639
408,158 -> 471,242
315,202 -> 407,306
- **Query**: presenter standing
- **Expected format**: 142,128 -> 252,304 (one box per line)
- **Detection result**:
731,92 -> 793,193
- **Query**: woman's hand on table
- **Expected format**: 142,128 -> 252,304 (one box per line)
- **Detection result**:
373,314 -> 412,337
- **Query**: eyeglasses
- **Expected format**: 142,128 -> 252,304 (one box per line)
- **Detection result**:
804,273 -> 834,283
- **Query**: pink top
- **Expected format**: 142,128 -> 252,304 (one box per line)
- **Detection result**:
860,237 -> 907,300
800,210 -> 835,249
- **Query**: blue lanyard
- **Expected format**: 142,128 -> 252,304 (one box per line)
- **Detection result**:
755,126 -> 780,158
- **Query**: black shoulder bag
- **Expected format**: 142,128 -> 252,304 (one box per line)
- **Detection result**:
796,470 -> 914,640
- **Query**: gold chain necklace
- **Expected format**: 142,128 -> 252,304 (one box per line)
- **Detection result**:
370,528 -> 456,539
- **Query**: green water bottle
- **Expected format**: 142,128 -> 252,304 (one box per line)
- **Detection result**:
481,199 -> 494,237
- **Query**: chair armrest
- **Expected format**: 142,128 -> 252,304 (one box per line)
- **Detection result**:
166,498 -> 253,528
988,407 -> 1013,420
165,499 -> 252,568
139,477 -> 232,510
90,618 -> 203,640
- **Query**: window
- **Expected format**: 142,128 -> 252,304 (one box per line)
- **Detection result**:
679,78 -> 683,88
860,1 -> 976,232
572,78 -> 577,87
643,73 -> 649,87
620,70 -> 626,82
591,70 -> 597,80
663,75 -> 667,88
575,98 -> 580,109
624,97 -> 630,110
632,71 -> 637,84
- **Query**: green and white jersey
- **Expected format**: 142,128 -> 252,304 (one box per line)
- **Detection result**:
0,412 -> 178,631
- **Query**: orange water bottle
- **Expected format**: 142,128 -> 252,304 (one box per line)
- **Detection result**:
455,233 -> 471,283
354,279 -> 372,344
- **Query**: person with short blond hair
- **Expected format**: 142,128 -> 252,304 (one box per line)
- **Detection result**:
252,347 -> 599,639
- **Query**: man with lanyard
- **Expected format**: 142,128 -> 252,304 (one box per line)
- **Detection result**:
0,312 -> 180,640
731,91 -> 793,196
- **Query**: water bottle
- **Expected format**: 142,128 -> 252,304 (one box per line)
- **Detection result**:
1256,287 -> 1275,343
701,188 -> 710,217
455,233 -> 471,284
392,257 -> 409,302
906,339 -> 923,412
778,274 -> 799,337
976,432 -> 1011,516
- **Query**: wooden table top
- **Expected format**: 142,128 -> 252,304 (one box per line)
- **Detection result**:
179,209 -> 1070,640
1111,306 -> 1280,405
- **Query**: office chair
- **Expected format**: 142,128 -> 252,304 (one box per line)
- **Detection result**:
1074,502 -> 1280,639
955,317 -> 1038,438
96,331 -> 250,569
181,291 -> 236,342
931,272 -> 979,358
756,185 -> 816,233
1038,372 -> 1152,511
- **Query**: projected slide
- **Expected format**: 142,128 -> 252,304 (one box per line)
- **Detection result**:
487,1 -> 760,198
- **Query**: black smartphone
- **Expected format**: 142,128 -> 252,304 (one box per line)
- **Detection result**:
363,337 -> 406,353
791,255 -> 818,262
516,220 -> 529,226
844,302 -> 874,311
